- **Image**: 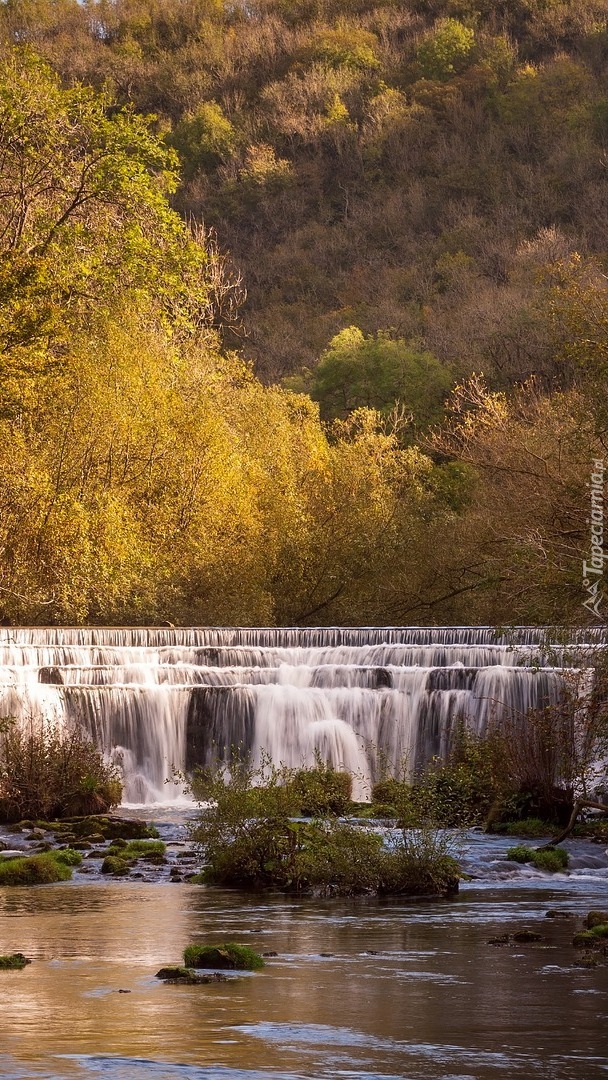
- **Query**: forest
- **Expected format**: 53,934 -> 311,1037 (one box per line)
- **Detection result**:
0,0 -> 607,627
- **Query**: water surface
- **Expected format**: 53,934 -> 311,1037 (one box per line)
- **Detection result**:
1,830 -> 607,1080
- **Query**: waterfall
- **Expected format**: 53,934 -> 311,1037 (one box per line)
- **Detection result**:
0,627 -> 601,804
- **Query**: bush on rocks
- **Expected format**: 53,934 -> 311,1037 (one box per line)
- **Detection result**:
189,758 -> 461,897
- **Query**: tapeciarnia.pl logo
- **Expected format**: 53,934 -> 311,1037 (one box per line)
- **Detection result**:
582,458 -> 605,619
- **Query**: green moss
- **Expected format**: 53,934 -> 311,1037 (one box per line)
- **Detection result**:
0,853 -> 72,885
0,953 -> 31,969
183,943 -> 265,970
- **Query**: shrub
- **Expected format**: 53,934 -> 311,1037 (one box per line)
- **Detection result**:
288,766 -> 352,816
0,718 -> 122,823
391,726 -> 506,828
416,19 -> 476,82
183,943 -> 264,970
0,853 -> 72,885
0,953 -> 30,969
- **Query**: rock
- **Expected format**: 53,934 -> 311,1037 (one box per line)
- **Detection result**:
513,930 -> 542,943
488,934 -> 512,946
262,951 -> 278,957
585,910 -> 608,929
545,910 -> 574,919
155,966 -> 230,985
101,856 -> 131,876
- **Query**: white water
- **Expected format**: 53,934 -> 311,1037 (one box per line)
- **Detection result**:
0,626 -> 601,803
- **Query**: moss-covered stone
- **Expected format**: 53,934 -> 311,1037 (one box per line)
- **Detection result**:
573,930 -> 599,948
585,911 -> 608,929
101,855 -> 132,876
506,845 -> 568,872
0,853 -> 72,885
155,966 -> 230,984
512,930 -> 542,943
183,943 -> 265,970
0,953 -> 31,969
69,816 -> 159,840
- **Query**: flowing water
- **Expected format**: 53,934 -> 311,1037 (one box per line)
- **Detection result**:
0,627 -> 599,803
0,817 -> 607,1080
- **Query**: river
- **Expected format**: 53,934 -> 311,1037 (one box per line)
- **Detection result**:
1,817 -> 607,1080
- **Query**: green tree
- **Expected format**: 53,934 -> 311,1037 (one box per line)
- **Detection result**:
311,327 -> 452,429
416,18 -> 476,81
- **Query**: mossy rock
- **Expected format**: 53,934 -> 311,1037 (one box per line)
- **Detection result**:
183,943 -> 264,970
513,930 -> 542,943
531,847 -> 568,872
0,953 -> 31,969
69,816 -> 159,841
101,855 -> 132,876
155,966 -> 229,984
573,930 -> 600,948
0,853 -> 72,886
106,840 -> 166,862
506,845 -> 568,872
585,911 -> 608,929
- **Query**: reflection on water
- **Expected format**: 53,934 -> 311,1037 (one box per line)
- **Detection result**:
0,858 -> 608,1080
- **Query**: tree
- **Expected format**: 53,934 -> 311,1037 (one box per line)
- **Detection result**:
311,327 -> 452,430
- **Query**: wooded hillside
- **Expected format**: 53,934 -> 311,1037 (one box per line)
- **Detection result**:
0,0 -> 607,627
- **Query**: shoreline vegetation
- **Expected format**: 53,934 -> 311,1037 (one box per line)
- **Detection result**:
0,3 -> 607,630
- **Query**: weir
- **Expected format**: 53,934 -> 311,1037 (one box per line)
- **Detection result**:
0,626 -> 601,804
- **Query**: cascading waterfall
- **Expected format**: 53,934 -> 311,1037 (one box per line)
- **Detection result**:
0,626 -> 602,804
